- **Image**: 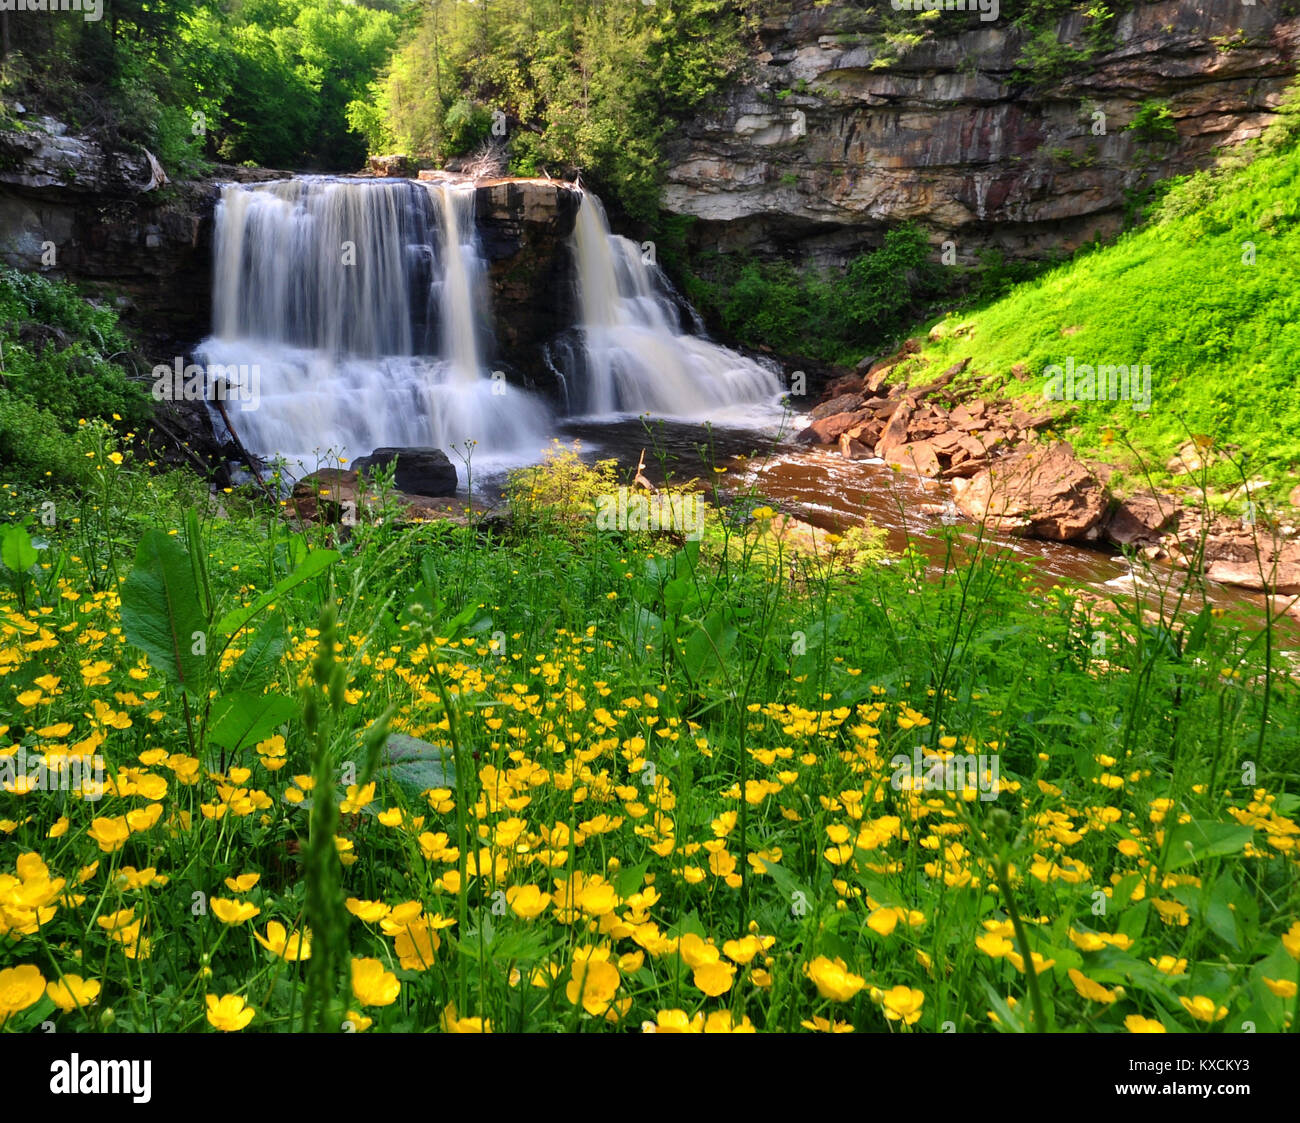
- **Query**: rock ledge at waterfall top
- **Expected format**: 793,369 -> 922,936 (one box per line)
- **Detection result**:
0,117 -> 584,369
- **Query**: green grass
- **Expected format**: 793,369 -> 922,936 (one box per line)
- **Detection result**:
0,431 -> 1295,1034
911,93 -> 1300,499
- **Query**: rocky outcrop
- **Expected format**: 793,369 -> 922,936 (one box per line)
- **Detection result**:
351,447 -> 458,497
665,0 -> 1300,268
291,468 -> 480,527
952,441 -> 1109,541
470,178 -> 583,387
0,116 -> 269,351
795,345 -> 1052,477
793,336 -> 1300,594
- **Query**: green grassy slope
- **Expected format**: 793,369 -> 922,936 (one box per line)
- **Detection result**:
916,92 -> 1300,501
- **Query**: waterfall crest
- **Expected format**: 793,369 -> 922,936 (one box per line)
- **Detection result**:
198,176 -> 546,478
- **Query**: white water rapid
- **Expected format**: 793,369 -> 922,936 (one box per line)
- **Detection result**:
557,192 -> 784,421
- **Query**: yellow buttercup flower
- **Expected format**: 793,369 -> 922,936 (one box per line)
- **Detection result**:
506,884 -> 551,919
345,898 -> 391,923
1262,977 -> 1297,999
86,816 -> 130,853
46,974 -> 101,1013
565,954 -> 621,1016
1179,995 -> 1228,1023
1067,968 -> 1117,1004
441,1002 -> 492,1033
210,898 -> 260,926
880,985 -> 925,1025
804,956 -> 865,1002
867,908 -> 898,937
351,957 -> 400,1008
644,1009 -> 703,1033
0,964 -> 46,1022
1282,920 -> 1300,960
692,959 -> 735,997
205,994 -> 255,1031
801,1015 -> 854,1033
254,921 -> 311,961
1124,1014 -> 1167,1033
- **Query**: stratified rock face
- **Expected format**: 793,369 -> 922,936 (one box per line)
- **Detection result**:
472,178 -> 583,387
0,117 -> 258,351
665,0 -> 1300,266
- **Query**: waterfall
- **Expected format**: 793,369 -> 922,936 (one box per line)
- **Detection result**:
197,176 -> 546,479
559,192 -> 784,419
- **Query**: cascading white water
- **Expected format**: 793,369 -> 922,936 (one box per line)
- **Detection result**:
197,176 -> 546,479
563,192 -> 784,420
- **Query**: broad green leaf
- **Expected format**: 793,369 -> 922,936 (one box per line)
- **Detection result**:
0,524 -> 37,573
1204,875 -> 1242,949
120,530 -> 208,698
379,734 -> 457,800
208,691 -> 297,751
1163,820 -> 1253,870
225,613 -> 288,695
681,609 -> 738,682
216,549 -> 339,637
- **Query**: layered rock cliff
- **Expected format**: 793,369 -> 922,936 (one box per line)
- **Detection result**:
664,0 -> 1300,266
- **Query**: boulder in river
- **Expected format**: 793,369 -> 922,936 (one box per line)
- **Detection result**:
352,448 -> 458,497
952,442 -> 1108,541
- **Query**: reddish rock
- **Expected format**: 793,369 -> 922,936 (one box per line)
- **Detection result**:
839,433 -> 873,460
949,403 -> 992,431
952,442 -> 1109,541
875,397 -> 916,458
927,430 -> 968,457
956,433 -> 991,461
808,392 -> 866,421
1105,492 -> 1176,548
866,366 -> 895,393
884,440 -> 941,478
1196,521 -> 1300,595
797,409 -> 874,445
821,374 -> 866,400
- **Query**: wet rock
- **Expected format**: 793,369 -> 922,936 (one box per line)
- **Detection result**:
352,447 -> 458,497
1196,523 -> 1300,595
883,440 -> 941,478
796,409 -> 875,445
1105,492 -> 1176,548
368,155 -> 414,177
874,397 -> 916,459
838,433 -> 873,460
808,392 -> 866,422
953,442 -> 1108,541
